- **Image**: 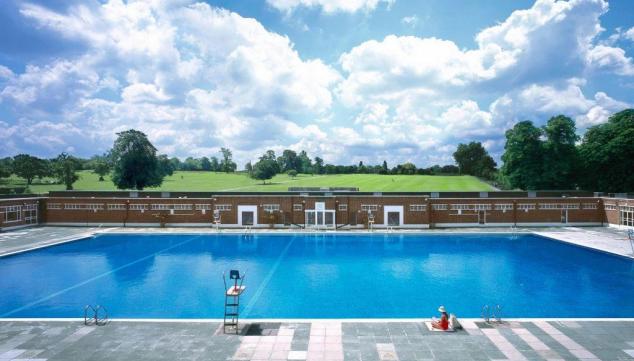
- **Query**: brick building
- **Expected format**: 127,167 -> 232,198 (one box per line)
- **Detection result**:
1,191 -> 633,231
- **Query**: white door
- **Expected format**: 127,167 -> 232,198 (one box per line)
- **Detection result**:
384,206 -> 403,227
238,205 -> 258,226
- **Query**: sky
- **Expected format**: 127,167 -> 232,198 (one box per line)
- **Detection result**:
0,0 -> 633,168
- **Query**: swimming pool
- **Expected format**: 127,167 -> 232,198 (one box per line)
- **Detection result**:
1,233 -> 633,319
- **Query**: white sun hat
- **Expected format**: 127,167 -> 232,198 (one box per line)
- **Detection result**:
438,306 -> 446,313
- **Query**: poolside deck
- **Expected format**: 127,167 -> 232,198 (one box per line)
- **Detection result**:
1,320 -> 634,360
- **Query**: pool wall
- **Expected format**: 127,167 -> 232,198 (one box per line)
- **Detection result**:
1,191 -> 633,231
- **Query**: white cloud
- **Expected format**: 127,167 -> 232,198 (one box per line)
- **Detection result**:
401,15 -> 418,27
1,0 -> 632,166
626,27 -> 634,41
266,0 -> 394,14
1,1 -> 340,162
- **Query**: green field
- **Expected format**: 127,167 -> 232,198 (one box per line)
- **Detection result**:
1,170 -> 495,193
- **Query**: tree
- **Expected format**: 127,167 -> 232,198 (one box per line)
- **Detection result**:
220,147 -> 237,172
53,153 -> 80,190
12,154 -> 48,185
0,157 -> 12,179
500,121 -> 544,190
157,154 -> 175,177
453,142 -> 497,179
200,157 -> 212,171
313,157 -> 324,174
169,157 -> 182,171
259,150 -> 280,174
298,151 -> 312,174
183,157 -> 201,171
93,160 -> 111,181
541,115 -> 579,189
210,156 -> 220,171
245,161 -> 253,175
381,160 -> 388,174
278,149 -> 299,173
110,129 -> 164,190
251,157 -> 278,184
287,169 -> 298,178
578,109 -> 634,192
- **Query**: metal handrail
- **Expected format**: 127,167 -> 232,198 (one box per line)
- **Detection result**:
84,304 -> 108,326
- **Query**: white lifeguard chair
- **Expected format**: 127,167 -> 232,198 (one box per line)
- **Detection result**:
213,209 -> 221,231
223,270 -> 246,334
368,211 -> 375,232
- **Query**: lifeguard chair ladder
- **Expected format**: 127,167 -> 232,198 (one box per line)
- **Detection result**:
368,212 -> 375,232
223,270 -> 246,334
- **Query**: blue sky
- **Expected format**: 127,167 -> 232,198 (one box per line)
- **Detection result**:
0,0 -> 633,168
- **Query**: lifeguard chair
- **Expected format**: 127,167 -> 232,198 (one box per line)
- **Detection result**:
367,211 -> 375,232
213,209 -> 221,231
223,270 -> 246,334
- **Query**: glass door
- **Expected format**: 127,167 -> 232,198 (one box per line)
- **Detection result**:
387,212 -> 400,226
241,211 -> 254,226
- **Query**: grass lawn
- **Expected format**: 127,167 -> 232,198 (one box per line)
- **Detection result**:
0,170 -> 495,193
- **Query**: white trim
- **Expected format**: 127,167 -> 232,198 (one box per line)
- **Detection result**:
238,205 -> 258,227
383,205 -> 403,226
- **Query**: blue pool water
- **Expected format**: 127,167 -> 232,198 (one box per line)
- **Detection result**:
1,233 -> 633,319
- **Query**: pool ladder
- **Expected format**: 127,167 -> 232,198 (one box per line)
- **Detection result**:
482,304 -> 503,323
84,305 -> 108,326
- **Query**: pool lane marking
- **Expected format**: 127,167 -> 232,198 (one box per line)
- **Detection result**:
1,234 -> 204,318
241,236 -> 296,318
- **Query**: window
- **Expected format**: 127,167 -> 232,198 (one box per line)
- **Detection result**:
23,204 -> 37,224
263,204 -> 280,212
195,204 -> 211,210
451,204 -> 471,210
64,203 -> 104,210
561,204 -> 579,209
293,204 -> 303,211
108,204 -> 126,211
494,204 -> 513,211
621,209 -> 634,227
361,204 -> 378,211
583,203 -> 598,210
539,203 -> 558,210
432,204 -> 448,211
129,204 -> 147,211
518,204 -> 535,210
604,204 -> 617,211
151,204 -> 171,211
215,204 -> 232,211
474,204 -> 491,211
47,203 -> 61,210
173,204 -> 192,211
409,204 -> 426,212
539,203 -> 579,210
3,205 -> 21,223
338,204 -> 348,211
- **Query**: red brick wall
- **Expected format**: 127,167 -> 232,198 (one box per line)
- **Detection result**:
36,195 -> 613,228
0,198 -> 43,230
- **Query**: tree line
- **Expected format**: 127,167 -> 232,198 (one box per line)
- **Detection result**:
1,109 -> 632,191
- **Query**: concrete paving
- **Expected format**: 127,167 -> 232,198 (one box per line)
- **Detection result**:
1,320 -> 634,360
0,226 -> 105,257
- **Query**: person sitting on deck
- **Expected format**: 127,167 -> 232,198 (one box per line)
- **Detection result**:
432,306 -> 449,330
